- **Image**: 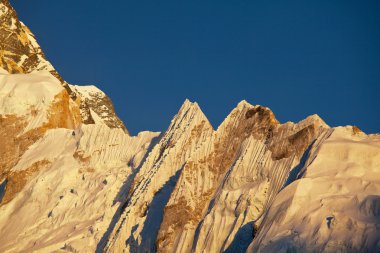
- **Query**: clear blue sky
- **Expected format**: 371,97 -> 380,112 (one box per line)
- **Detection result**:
11,0 -> 380,134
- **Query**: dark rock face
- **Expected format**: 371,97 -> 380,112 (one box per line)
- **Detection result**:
0,0 -> 46,73
83,90 -> 128,132
70,85 -> 129,133
269,124 -> 319,160
0,0 -> 73,95
0,1 -> 128,132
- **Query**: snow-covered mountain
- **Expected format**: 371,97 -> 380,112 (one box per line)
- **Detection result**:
0,1 -> 379,252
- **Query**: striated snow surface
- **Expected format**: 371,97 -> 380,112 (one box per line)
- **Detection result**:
0,119 -> 159,253
104,99 -> 214,253
247,126 -> 380,253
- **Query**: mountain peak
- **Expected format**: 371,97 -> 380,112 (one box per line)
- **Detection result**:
236,99 -> 254,109
70,85 -> 129,134
0,0 -> 76,97
0,1 -> 55,75
0,0 -> 130,133
1,3 -> 379,253
175,99 -> 204,121
298,113 -> 329,129
179,98 -> 199,110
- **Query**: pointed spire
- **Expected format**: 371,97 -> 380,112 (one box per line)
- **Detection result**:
299,114 -> 329,129
167,99 -> 213,132
176,99 -> 202,118
236,100 -> 254,109
178,98 -> 194,112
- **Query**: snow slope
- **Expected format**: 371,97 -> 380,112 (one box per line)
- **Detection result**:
0,118 -> 159,253
155,101 -> 329,253
0,70 -> 66,133
104,99 -> 214,253
247,126 -> 380,253
0,70 -> 81,202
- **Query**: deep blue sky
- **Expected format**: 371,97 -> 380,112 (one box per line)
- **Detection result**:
11,0 -> 380,134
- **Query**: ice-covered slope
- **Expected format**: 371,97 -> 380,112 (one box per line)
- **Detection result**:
0,69 -> 160,252
0,70 -> 81,203
0,126 -> 158,252
98,100 -> 333,253
0,2 -> 155,251
0,74 -> 158,253
155,101 -> 330,253
246,126 -> 380,253
103,99 -> 214,253
0,70 -> 77,132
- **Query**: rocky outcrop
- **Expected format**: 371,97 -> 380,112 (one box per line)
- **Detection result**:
0,0 -> 55,75
0,1 -> 128,132
0,0 -> 72,96
70,85 -> 129,134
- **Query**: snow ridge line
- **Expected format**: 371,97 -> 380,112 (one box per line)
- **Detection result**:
251,127 -> 334,252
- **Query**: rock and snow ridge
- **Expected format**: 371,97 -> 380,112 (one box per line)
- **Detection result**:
0,0 -> 127,132
0,1 -> 379,253
0,69 -> 159,252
